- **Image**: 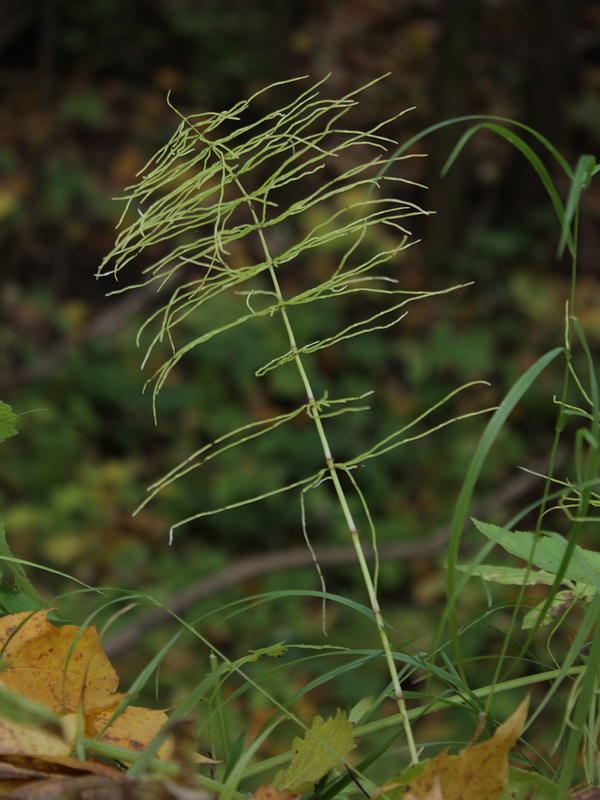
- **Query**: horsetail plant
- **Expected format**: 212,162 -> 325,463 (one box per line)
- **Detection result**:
98,76 -> 492,764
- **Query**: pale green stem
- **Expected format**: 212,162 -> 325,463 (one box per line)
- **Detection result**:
252,216 -> 418,764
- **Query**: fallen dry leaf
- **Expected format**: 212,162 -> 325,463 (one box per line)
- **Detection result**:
1,771 -> 216,800
87,707 -> 174,762
0,753 -> 123,778
0,611 -> 121,715
571,789 -> 600,800
0,715 -> 73,759
0,756 -> 125,799
0,734 -> 216,797
7,776 -> 117,799
403,698 -> 529,800
405,776 -> 442,800
250,782 -> 298,800
0,613 -> 52,656
0,610 -> 215,779
86,709 -> 215,765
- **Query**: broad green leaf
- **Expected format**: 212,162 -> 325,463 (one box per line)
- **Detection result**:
455,565 -> 556,586
272,709 -> 355,793
499,766 -> 560,800
472,520 -> 600,587
0,401 -> 17,444
0,580 -> 47,614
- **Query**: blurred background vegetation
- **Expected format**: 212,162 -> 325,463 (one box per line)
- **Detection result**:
1,0 -> 600,754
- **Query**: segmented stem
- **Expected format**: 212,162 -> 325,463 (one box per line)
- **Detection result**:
251,214 -> 419,764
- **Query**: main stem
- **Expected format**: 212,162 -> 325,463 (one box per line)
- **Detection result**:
254,220 -> 418,763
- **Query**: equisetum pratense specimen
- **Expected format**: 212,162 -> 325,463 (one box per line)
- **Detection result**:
100,76 -> 484,763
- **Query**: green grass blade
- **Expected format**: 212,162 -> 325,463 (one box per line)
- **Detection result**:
441,123 -> 572,255
558,155 -> 596,257
557,593 -> 600,796
377,115 -> 574,180
437,347 -> 564,676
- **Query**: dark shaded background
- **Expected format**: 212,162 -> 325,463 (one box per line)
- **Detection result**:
1,0 -> 600,722
3,1 -> 600,288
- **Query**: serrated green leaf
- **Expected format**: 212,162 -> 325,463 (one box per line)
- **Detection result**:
273,709 -> 355,793
472,520 -> 600,586
0,401 -> 18,444
247,642 -> 289,661
455,565 -> 557,586
499,766 -> 560,800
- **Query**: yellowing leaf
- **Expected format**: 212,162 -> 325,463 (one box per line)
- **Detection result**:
0,611 -> 120,714
273,709 -> 355,794
405,776 -> 442,800
251,782 -> 298,800
86,707 -> 175,764
0,612 -> 52,656
404,698 -> 529,800
0,717 -> 72,758
86,706 -> 170,759
0,685 -> 63,734
86,708 -> 218,766
0,611 -> 216,770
